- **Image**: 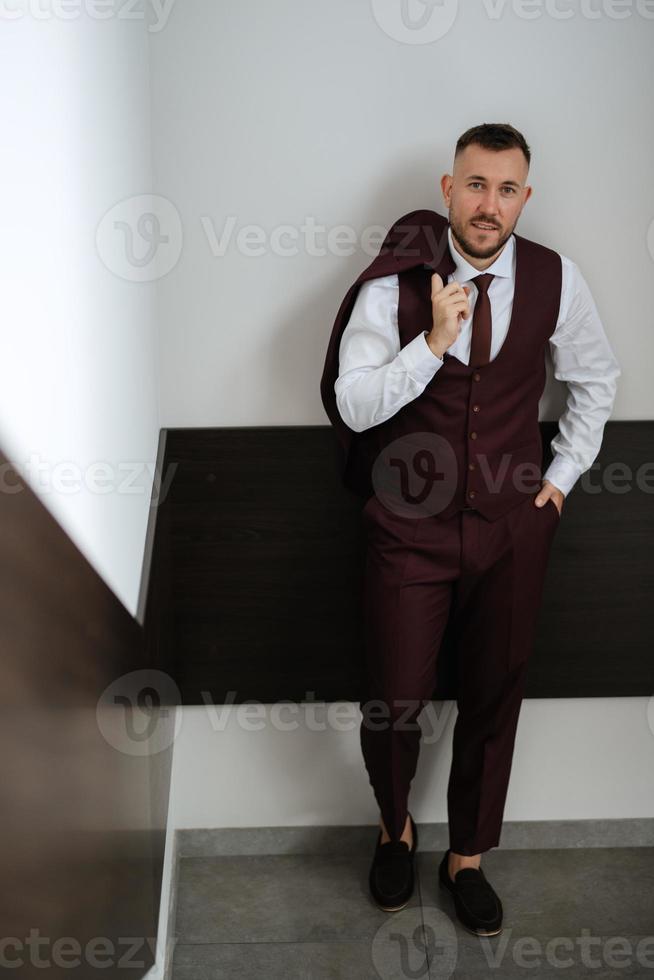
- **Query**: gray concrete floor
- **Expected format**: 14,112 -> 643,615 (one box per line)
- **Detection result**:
172,845 -> 654,978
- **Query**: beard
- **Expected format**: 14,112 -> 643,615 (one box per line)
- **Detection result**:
449,211 -> 515,260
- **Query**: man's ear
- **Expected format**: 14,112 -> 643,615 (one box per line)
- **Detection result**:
440,172 -> 452,206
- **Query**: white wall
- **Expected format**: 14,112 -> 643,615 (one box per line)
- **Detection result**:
171,698 -> 654,829
148,0 -> 653,837
150,0 -> 653,427
0,12 -> 159,615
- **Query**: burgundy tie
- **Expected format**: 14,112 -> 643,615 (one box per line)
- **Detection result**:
469,273 -> 494,367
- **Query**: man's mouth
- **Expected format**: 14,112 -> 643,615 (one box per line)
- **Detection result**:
471,221 -> 498,231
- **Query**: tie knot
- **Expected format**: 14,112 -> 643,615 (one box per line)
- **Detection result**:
472,273 -> 494,294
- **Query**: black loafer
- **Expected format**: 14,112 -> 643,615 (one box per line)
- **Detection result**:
438,849 -> 503,936
369,813 -> 418,912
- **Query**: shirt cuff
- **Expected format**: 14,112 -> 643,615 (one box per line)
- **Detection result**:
542,454 -> 583,497
397,331 -> 444,386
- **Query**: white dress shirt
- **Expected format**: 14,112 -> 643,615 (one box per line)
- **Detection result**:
334,226 -> 621,497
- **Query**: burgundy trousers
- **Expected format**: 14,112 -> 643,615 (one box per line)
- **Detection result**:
359,489 -> 561,854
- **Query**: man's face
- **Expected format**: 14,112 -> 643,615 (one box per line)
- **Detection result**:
441,144 -> 532,261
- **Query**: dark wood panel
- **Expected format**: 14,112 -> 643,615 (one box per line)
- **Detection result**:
531,421 -> 654,695
163,422 -> 654,703
0,444 -> 170,980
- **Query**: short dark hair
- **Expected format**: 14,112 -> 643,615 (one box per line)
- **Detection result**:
455,123 -> 531,168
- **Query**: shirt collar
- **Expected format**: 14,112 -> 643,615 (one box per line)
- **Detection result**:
447,224 -> 515,283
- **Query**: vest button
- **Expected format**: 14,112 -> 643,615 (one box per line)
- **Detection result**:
468,490 -> 476,499
473,372 -> 481,382
472,404 -> 480,412
470,431 -> 477,440
468,462 -> 475,471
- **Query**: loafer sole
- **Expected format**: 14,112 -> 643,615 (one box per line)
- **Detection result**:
375,897 -> 411,913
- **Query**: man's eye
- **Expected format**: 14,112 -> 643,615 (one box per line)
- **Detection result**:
469,183 -> 517,193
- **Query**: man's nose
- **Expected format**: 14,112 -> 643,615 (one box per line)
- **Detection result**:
477,192 -> 500,215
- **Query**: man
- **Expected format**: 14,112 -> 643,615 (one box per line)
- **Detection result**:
319,123 -> 621,935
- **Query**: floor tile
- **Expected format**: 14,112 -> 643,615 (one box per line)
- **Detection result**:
173,937 -> 431,980
171,845 -> 654,979
175,851 -> 422,944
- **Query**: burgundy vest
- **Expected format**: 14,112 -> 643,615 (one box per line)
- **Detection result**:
351,233 -> 562,521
